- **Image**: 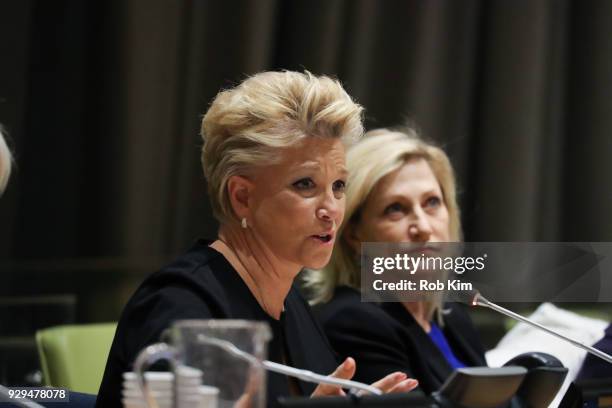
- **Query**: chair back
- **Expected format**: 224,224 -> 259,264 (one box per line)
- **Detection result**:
36,323 -> 116,394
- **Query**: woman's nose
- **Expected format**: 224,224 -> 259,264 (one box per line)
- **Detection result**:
316,207 -> 332,221
317,190 -> 342,222
408,209 -> 433,241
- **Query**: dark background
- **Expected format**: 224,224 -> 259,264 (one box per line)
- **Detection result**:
0,0 -> 611,383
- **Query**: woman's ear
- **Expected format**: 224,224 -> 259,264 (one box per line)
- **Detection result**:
343,222 -> 363,255
227,175 -> 254,220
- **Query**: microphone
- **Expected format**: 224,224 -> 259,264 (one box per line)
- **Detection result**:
458,290 -> 612,365
195,335 -> 383,395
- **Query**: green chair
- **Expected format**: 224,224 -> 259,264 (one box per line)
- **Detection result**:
36,323 -> 117,394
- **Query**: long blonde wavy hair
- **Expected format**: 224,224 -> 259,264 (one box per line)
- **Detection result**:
305,128 -> 462,321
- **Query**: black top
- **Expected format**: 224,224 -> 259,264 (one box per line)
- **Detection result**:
96,240 -> 338,407
316,286 -> 486,395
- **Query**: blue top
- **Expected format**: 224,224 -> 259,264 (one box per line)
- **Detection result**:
429,322 -> 467,369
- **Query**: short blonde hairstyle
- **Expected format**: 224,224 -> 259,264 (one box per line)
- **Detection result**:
307,128 -> 462,312
0,127 -> 12,194
201,71 -> 364,224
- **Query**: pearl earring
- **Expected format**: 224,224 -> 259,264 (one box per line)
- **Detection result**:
241,217 -> 248,229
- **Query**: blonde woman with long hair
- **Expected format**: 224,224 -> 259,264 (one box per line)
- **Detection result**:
307,128 -> 486,395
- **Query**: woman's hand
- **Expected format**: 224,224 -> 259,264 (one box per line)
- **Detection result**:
311,357 -> 357,397
311,357 -> 418,397
370,370 -> 418,394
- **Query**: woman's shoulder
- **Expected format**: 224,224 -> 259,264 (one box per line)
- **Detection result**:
316,286 -> 399,328
154,239 -> 229,281
142,239 -> 236,291
122,240 -> 239,319
317,286 -> 370,312
113,241 -> 246,361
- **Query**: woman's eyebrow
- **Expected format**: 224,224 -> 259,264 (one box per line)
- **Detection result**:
291,162 -> 348,177
421,188 -> 440,196
292,161 -> 318,170
380,194 -> 406,202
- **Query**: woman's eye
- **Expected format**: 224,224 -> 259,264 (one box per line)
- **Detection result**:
384,202 -> 404,215
425,196 -> 442,208
293,178 -> 315,190
332,180 -> 346,193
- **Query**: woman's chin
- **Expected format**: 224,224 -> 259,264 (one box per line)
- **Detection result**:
303,252 -> 333,270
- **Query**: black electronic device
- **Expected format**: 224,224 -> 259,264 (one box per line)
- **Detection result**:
432,366 -> 527,408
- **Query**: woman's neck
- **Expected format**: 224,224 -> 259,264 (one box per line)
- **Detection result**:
210,224 -> 300,320
402,301 -> 431,333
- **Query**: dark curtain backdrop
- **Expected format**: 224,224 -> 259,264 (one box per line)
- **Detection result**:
1,0 -> 612,267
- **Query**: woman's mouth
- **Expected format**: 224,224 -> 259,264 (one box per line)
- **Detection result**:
310,233 -> 334,244
407,243 -> 442,255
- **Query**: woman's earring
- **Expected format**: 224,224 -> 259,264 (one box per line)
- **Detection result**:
241,217 -> 248,229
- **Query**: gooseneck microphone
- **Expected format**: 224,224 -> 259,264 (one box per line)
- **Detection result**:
459,290 -> 612,365
196,335 -> 383,395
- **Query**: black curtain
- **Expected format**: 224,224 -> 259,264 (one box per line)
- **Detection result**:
1,0 -> 612,266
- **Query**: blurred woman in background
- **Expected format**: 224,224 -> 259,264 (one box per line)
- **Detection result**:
308,128 -> 486,395
0,126 -> 12,194
97,72 -> 417,407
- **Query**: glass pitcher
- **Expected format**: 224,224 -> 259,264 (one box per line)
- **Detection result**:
133,319 -> 271,408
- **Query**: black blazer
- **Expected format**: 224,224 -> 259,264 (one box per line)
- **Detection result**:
316,286 -> 487,395
96,240 -> 338,408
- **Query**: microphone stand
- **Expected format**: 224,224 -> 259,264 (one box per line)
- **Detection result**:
470,292 -> 612,365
